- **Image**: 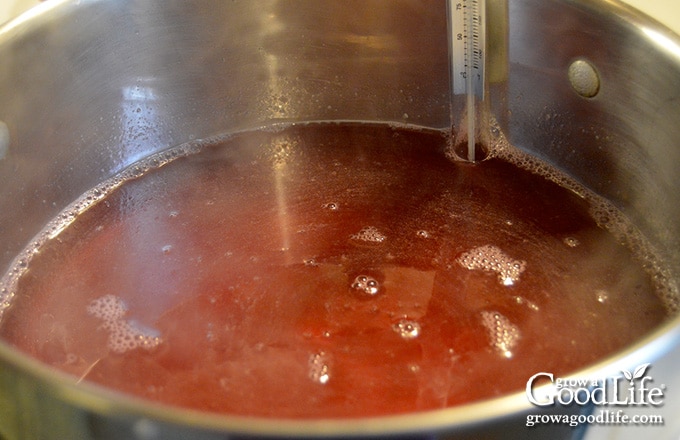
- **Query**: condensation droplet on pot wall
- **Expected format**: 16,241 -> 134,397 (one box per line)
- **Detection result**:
0,120 -> 9,160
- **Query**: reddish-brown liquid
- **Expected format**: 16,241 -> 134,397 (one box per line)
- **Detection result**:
0,123 -> 671,418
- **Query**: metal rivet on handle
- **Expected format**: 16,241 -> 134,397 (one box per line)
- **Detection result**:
132,419 -> 160,439
568,59 -> 601,98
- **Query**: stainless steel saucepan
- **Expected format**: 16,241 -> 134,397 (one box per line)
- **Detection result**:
1,1 -> 679,438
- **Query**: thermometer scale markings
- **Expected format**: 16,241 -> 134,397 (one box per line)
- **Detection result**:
450,0 -> 485,100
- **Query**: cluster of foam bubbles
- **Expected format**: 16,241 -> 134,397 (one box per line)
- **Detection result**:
350,226 -> 386,243
351,275 -> 380,296
87,294 -> 162,354
457,245 -> 526,286
308,351 -> 331,385
393,318 -> 421,340
0,287 -> 14,320
480,310 -> 520,358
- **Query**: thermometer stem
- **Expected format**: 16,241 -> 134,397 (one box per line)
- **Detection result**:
448,0 -> 486,162
465,0 -> 477,162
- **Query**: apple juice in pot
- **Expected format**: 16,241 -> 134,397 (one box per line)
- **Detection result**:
0,122 -> 676,418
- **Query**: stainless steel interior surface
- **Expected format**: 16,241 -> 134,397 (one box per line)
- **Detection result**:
1,0 -> 679,438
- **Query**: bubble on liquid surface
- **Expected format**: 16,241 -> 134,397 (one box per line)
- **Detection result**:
393,319 -> 421,340
563,237 -> 580,248
65,353 -> 79,364
303,258 -> 318,267
350,226 -> 386,243
596,290 -> 609,304
309,351 -> 331,385
322,202 -> 339,211
351,275 -> 381,296
514,296 -> 539,311
87,295 -> 162,354
458,245 -> 526,286
416,230 -> 430,239
480,310 -> 520,358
